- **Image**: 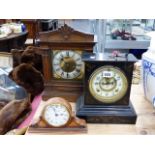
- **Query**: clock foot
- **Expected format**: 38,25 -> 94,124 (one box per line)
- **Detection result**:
76,96 -> 137,124
28,116 -> 87,135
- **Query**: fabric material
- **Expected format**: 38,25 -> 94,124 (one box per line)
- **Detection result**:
18,93 -> 42,129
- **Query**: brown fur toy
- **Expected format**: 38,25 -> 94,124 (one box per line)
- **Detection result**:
0,99 -> 31,135
9,63 -> 44,97
21,46 -> 43,73
11,46 -> 43,73
11,46 -> 44,73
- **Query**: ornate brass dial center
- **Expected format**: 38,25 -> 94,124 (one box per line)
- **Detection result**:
99,77 -> 117,91
60,57 -> 76,72
89,66 -> 128,103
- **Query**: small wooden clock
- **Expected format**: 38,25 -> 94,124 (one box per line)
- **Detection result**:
37,24 -> 96,102
76,53 -> 137,124
29,97 -> 87,134
42,98 -> 72,127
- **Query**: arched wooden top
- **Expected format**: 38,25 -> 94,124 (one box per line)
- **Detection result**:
38,24 -> 95,43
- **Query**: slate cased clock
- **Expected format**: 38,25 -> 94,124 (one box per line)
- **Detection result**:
76,53 -> 137,124
37,24 -> 96,102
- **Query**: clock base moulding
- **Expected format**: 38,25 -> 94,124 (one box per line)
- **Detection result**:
76,96 -> 137,124
28,116 -> 87,134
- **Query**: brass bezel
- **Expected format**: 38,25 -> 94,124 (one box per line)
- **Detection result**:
52,50 -> 84,80
89,65 -> 128,103
42,102 -> 72,127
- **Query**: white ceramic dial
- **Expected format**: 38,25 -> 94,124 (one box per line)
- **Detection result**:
53,50 -> 83,79
43,104 -> 70,127
89,66 -> 128,103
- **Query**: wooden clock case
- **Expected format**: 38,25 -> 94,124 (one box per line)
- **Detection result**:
37,24 -> 96,102
28,97 -> 87,134
76,53 -> 137,124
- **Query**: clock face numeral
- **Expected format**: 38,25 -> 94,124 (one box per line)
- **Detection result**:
53,50 -> 83,79
43,104 -> 70,127
89,66 -> 128,103
66,51 -> 70,57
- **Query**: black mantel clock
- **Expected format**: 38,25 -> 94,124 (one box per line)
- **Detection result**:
76,52 -> 137,124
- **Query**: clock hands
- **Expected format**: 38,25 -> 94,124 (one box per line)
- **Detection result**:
101,77 -> 115,85
53,51 -> 83,79
89,66 -> 128,103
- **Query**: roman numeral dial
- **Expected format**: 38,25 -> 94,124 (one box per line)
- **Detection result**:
52,50 -> 84,79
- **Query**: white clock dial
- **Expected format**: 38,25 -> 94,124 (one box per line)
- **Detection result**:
43,104 -> 70,127
53,50 -> 83,79
89,66 -> 128,103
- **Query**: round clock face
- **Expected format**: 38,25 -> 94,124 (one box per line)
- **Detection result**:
89,66 -> 128,103
43,103 -> 71,127
53,50 -> 83,79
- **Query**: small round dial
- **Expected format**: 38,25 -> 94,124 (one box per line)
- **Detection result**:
42,98 -> 72,127
52,50 -> 83,79
89,66 -> 128,103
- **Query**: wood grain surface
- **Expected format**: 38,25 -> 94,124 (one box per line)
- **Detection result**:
26,84 -> 155,135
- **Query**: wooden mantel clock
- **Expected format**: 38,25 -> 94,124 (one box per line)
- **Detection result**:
37,24 -> 96,102
29,97 -> 87,134
76,53 -> 137,124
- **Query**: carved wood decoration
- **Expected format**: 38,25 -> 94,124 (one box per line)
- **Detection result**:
38,24 -> 95,51
37,24 -> 96,101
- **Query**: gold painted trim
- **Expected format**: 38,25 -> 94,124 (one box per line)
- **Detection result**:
52,50 -> 84,80
89,66 -> 128,103
42,102 -> 72,127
